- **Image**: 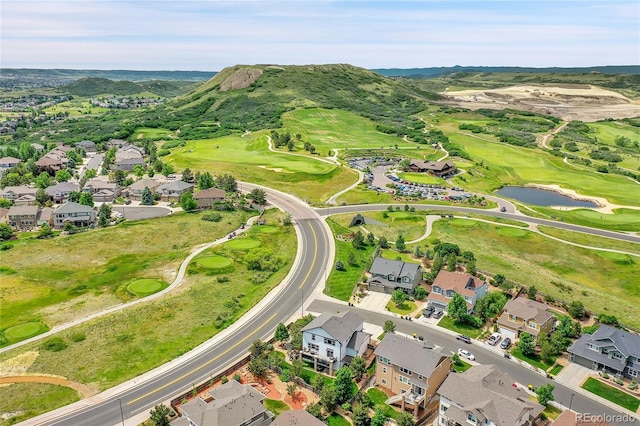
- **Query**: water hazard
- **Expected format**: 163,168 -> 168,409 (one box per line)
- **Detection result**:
496,186 -> 599,208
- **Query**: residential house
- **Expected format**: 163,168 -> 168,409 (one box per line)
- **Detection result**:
271,410 -> 324,426
128,179 -> 162,201
114,145 -> 145,171
156,181 -> 194,202
45,182 -> 80,204
107,139 -> 127,149
53,202 -> 95,229
8,205 -> 39,230
301,311 -> 371,374
437,365 -> 544,426
368,257 -> 424,294
0,185 -> 37,202
37,207 -> 54,227
568,324 -> 640,379
13,194 -> 37,206
193,188 -> 226,209
172,380 -> 275,426
83,179 -> 121,202
497,297 -> 555,340
75,140 -> 96,152
35,156 -> 65,173
408,160 -> 457,177
375,333 -> 452,417
427,271 -> 488,313
31,143 -> 45,152
0,156 -> 21,176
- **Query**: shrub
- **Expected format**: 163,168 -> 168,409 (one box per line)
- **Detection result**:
217,276 -> 230,283
629,380 -> 638,390
70,332 -> 86,342
602,372 -> 609,379
413,287 -> 427,300
616,378 -> 624,385
42,337 -> 68,352
221,375 -> 229,384
233,373 -> 242,382
202,212 -> 222,222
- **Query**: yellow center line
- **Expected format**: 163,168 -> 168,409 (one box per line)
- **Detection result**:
127,312 -> 277,405
299,223 -> 318,289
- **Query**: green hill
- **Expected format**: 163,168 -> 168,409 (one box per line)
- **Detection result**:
61,77 -> 199,97
142,64 -> 442,137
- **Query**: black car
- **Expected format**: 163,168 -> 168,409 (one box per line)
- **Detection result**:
423,306 -> 435,318
456,334 -> 472,344
500,337 -> 512,349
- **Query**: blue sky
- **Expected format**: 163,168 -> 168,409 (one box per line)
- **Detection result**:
2,1 -> 639,70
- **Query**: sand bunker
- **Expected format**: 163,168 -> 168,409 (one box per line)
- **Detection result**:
528,184 -> 640,214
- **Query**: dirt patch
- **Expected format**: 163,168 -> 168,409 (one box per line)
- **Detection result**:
257,165 -> 284,173
0,375 -> 97,398
0,352 -> 39,376
219,68 -> 263,91
284,389 -> 309,410
441,84 -> 640,122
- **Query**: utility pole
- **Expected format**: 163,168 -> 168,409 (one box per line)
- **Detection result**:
118,398 -> 125,426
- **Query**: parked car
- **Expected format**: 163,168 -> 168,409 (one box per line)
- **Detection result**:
500,206 -> 507,212
432,310 -> 444,319
457,348 -> 475,361
500,337 -> 512,350
423,306 -> 435,318
456,334 -> 472,344
487,332 -> 502,346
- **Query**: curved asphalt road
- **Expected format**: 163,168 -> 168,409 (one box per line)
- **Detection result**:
41,186 -> 331,426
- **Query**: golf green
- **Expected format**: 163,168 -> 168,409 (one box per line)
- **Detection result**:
388,211 -> 413,219
197,255 -> 234,269
5,322 -> 49,342
127,279 -> 166,296
497,227 -> 528,237
449,218 -> 476,227
225,238 -> 261,250
255,225 -> 278,234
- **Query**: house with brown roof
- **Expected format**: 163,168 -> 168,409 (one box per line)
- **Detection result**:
83,179 -> 121,202
8,205 -> 39,230
35,156 -> 65,173
427,271 -> 488,313
552,409 -> 611,426
194,188 -> 226,209
272,410 -> 324,426
128,179 -> 162,200
171,380 -> 275,426
0,156 -> 21,176
13,194 -> 37,206
497,297 -> 555,340
408,160 -> 457,177
375,333 -> 452,417
37,207 -> 54,227
0,185 -> 37,201
437,365 -> 544,426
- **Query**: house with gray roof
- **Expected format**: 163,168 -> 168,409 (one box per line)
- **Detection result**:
438,365 -> 543,426
194,187 -> 226,209
368,257 -> 423,294
271,410 -> 324,426
0,156 -> 21,177
301,311 -> 371,374
172,380 -> 274,426
156,180 -> 194,201
45,182 -> 80,204
53,202 -> 95,229
8,205 -> 39,230
75,140 -> 96,152
0,185 -> 37,201
83,179 -> 121,201
568,324 -> 640,379
375,333 -> 451,417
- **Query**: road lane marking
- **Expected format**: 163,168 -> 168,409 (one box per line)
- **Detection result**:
299,223 -> 318,289
127,312 -> 277,405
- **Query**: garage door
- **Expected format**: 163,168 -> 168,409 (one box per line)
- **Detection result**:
499,327 -> 517,340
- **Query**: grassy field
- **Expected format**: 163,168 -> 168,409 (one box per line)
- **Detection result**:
0,383 -> 80,426
281,108 -> 416,152
587,121 -> 639,147
581,378 -> 640,412
428,219 -> 640,329
329,211 -> 428,242
437,315 -> 483,338
511,348 -> 554,371
529,207 -> 640,232
133,127 -> 176,139
165,133 -> 356,204
367,387 -> 401,421
537,226 -> 640,256
0,210 -> 250,342
324,220 -> 377,301
0,210 -> 296,420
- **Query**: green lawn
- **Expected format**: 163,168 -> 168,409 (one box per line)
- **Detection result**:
0,383 -> 80,426
537,226 -> 640,256
3,322 -> 49,344
453,359 -> 472,373
530,206 -> 640,233
134,127 -> 175,139
367,387 -> 401,421
397,172 -> 447,185
582,377 -> 640,412
327,413 -> 351,426
324,220 -> 376,301
264,399 -> 290,416
511,348 -> 554,371
386,300 -> 418,315
329,210 -> 428,242
549,364 -> 564,376
166,133 -> 356,204
437,315 -> 483,338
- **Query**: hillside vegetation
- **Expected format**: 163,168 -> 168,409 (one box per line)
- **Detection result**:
61,77 -> 199,97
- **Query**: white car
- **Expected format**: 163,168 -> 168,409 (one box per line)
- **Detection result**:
458,348 -> 475,361
487,332 -> 502,346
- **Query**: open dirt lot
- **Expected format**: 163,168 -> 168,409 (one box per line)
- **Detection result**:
441,84 -> 640,122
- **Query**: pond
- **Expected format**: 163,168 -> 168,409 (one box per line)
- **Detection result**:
496,186 -> 599,208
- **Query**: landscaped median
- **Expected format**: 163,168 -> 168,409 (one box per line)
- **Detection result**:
581,377 -> 640,412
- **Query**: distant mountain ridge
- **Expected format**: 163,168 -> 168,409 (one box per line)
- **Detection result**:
61,77 -> 200,97
1,68 -> 216,81
372,65 -> 640,77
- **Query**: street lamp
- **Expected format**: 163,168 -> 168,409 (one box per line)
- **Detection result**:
118,398 -> 125,426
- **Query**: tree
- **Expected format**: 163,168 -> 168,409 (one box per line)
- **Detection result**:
36,188 -> 49,205
367,232 -> 375,245
161,163 -> 175,176
291,358 -> 304,379
466,259 -> 477,275
250,339 -> 268,358
38,223 -> 54,239
334,366 -> 355,403
274,323 -> 289,344
198,171 -> 215,190
113,169 -> 127,186
352,231 -> 365,249
68,191 -> 81,203
98,203 -> 112,227
539,333 -> 557,364
474,292 -> 508,321
413,287 -> 427,300
286,382 -> 298,399
395,234 -> 406,251
347,251 -> 356,266
0,224 -> 15,241
0,198 -> 11,208
447,293 -> 468,323
352,404 -> 371,426
536,383 -> 555,406
55,169 -> 72,182
149,404 -> 171,426
78,191 -> 94,207
320,385 -> 337,412
247,188 -> 267,205
527,285 -> 538,300
492,273 -> 506,287
431,253 -> 444,274
35,172 -> 52,189
85,168 -> 97,179
391,289 -> 407,307
215,173 -> 237,192
311,374 -> 325,394
397,412 -> 416,426
568,301 -> 585,319
306,402 -> 323,420
517,332 -> 536,357
371,408 -> 388,426
383,320 -> 396,334
378,236 -> 389,248
248,357 -> 267,379
446,252 -> 457,271
335,260 -> 345,271
181,167 -> 193,183
350,356 -> 367,381
413,245 -> 423,258
133,164 -> 145,178
141,187 -> 154,205
179,192 -> 197,212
